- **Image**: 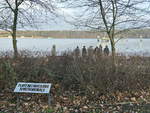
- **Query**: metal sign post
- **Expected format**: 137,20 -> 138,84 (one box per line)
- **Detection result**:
48,92 -> 51,106
14,82 -> 52,110
16,94 -> 19,111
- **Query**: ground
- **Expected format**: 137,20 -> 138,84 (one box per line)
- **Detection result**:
1,86 -> 150,113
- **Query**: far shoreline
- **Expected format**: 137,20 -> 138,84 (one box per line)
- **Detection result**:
0,29 -> 150,38
0,37 -> 149,39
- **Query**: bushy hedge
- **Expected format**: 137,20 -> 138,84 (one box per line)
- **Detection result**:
0,52 -> 150,94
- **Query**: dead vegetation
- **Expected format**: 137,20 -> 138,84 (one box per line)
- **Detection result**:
1,51 -> 150,112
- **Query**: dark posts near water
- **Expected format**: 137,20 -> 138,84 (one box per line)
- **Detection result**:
14,82 -> 52,110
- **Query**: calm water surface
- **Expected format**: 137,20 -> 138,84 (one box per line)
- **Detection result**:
0,38 -> 150,56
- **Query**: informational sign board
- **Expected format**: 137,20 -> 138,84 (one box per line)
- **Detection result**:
14,82 -> 51,94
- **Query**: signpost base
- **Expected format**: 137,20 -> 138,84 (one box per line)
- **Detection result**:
48,93 -> 51,106
16,94 -> 19,111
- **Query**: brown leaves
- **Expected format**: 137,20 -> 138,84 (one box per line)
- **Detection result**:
1,85 -> 150,113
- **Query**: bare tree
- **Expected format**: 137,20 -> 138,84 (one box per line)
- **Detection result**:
0,0 -> 56,58
61,0 -> 150,67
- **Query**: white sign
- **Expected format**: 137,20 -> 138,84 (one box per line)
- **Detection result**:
14,82 -> 51,94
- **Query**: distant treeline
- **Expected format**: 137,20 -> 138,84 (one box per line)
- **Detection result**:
0,29 -> 150,38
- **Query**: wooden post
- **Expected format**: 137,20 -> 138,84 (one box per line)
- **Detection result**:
16,93 -> 19,111
48,93 -> 51,106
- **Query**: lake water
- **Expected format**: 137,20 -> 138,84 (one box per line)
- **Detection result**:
0,38 -> 150,56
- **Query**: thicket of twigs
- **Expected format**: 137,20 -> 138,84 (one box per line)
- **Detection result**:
1,51 -> 150,93
1,51 -> 150,112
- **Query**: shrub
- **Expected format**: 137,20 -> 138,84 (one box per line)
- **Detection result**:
0,51 -> 150,94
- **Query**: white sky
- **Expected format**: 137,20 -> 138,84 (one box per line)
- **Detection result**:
0,0 -> 76,31
1,0 -> 150,31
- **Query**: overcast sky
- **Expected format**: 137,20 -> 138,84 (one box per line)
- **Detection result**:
0,0 -> 76,31
42,8 -> 76,30
19,7 -> 76,31
1,0 -> 150,31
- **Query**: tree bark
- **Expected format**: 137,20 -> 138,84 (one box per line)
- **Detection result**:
12,8 -> 18,58
110,36 -> 116,71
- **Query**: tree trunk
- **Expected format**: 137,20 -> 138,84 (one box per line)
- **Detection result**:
110,38 -> 116,71
111,40 -> 115,64
12,9 -> 18,58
